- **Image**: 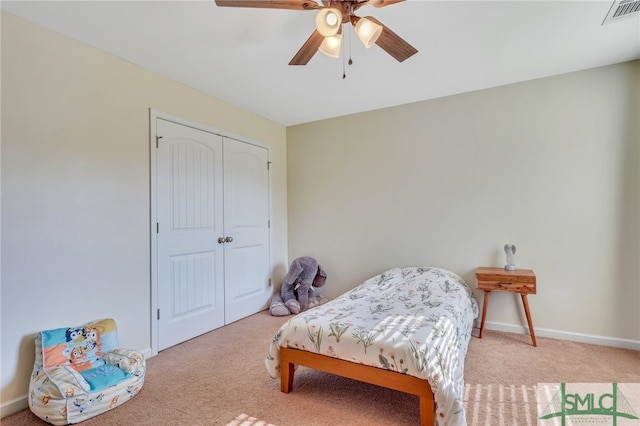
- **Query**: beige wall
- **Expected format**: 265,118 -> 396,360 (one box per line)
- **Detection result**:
287,61 -> 640,344
1,11 -> 288,414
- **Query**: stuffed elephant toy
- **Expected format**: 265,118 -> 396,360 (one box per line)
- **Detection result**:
269,256 -> 327,316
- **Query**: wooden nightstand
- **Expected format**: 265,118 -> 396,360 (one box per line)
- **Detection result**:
475,267 -> 537,346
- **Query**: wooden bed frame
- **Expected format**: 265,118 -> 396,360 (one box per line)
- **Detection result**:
280,347 -> 436,426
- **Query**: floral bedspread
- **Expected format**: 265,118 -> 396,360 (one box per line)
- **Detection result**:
265,266 -> 479,426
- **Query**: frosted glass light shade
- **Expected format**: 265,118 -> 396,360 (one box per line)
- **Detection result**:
315,8 -> 342,36
318,34 -> 342,58
354,17 -> 382,48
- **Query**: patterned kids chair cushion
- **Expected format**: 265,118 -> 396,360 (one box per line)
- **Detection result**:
29,318 -> 145,425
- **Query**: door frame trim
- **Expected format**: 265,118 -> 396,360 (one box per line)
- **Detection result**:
149,109 -> 271,355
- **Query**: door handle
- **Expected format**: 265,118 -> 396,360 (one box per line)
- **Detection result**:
225,236 -> 233,243
217,237 -> 226,244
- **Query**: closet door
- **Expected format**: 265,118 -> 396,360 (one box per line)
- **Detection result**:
223,138 -> 271,323
156,119 -> 225,351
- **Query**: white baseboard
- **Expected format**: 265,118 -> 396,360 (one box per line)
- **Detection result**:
1,395 -> 29,419
141,347 -> 154,360
479,320 -> 640,351
1,347 -> 154,419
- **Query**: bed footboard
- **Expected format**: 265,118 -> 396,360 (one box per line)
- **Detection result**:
280,347 -> 435,426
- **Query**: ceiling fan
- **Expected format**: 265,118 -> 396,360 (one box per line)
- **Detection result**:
214,0 -> 418,65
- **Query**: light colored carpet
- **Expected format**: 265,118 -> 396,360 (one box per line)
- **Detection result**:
3,310 -> 639,425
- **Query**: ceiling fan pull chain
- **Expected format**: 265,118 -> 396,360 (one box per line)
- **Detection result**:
348,10 -> 354,67
343,55 -> 347,79
342,24 -> 347,79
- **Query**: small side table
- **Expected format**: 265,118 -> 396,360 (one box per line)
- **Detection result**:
475,267 -> 537,346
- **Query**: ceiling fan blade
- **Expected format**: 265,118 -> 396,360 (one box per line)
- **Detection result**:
214,0 -> 320,10
363,0 -> 404,8
366,16 -> 417,62
289,30 -> 324,65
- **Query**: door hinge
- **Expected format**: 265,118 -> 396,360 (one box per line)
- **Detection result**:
267,161 -> 271,170
156,135 -> 163,148
268,220 -> 270,228
157,309 -> 160,320
156,222 -> 159,233
269,278 -> 272,287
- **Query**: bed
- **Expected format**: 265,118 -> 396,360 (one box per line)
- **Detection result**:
265,266 -> 479,426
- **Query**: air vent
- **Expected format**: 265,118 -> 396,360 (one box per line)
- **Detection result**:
602,0 -> 640,25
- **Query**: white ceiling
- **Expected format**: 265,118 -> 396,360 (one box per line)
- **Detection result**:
3,0 -> 639,126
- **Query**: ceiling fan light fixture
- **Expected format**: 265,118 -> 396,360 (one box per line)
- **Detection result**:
318,34 -> 342,58
354,17 -> 383,48
315,8 -> 342,36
